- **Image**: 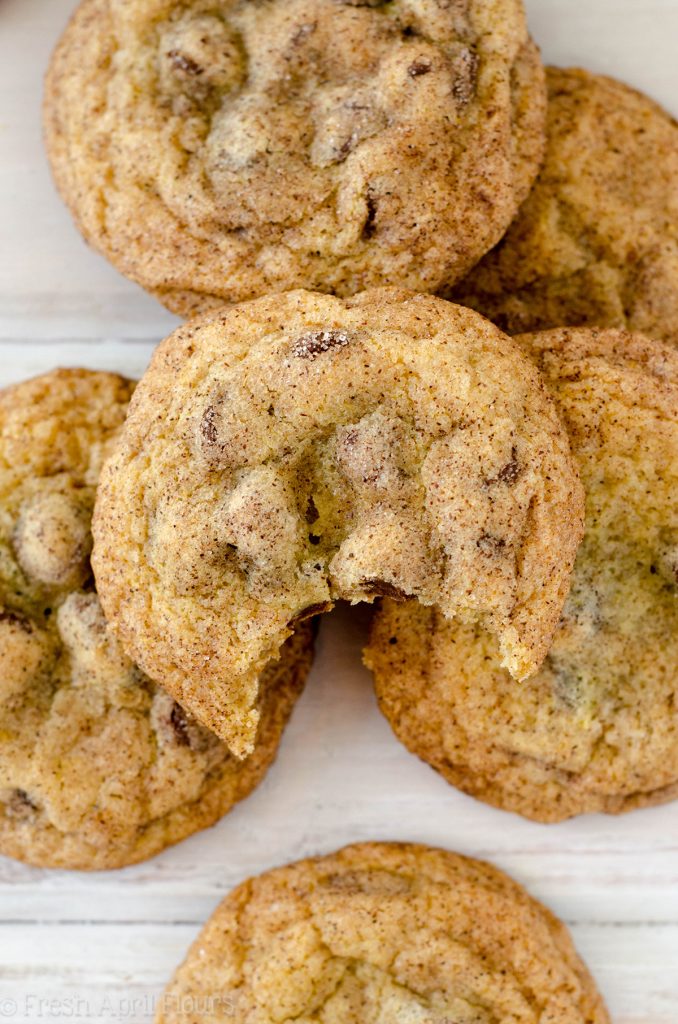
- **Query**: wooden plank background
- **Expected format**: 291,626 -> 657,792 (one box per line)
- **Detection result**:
1,1 -> 677,1021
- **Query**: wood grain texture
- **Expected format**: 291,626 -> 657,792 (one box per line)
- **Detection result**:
1,0 -> 678,1021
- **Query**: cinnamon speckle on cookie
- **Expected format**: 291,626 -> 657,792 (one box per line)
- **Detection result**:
366,328 -> 678,821
156,842 -> 609,1024
92,288 -> 584,758
0,370 -> 314,870
453,68 -> 678,347
44,0 -> 546,315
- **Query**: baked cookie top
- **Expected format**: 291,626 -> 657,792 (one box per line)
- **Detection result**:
0,370 -> 313,870
365,328 -> 678,821
452,68 -> 678,347
93,288 -> 584,758
44,0 -> 545,316
156,841 -> 609,1024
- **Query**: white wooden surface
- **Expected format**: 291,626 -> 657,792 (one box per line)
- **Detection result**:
1,1 -> 678,1021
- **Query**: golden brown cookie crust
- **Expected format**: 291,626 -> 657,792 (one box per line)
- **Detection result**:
0,370 -> 313,870
92,288 -> 584,758
156,841 -> 609,1024
451,68 -> 678,347
44,0 -> 546,316
366,328 -> 678,821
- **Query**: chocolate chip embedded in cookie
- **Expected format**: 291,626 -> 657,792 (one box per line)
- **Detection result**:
0,612 -> 54,705
452,68 -> 678,347
92,288 -> 584,758
44,0 -> 546,315
365,328 -> 678,821
0,370 -> 314,870
14,491 -> 93,589
156,842 -> 609,1024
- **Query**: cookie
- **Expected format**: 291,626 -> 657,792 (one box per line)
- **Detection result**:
156,841 -> 609,1024
44,0 -> 546,316
92,288 -> 584,759
365,327 -> 678,821
0,370 -> 314,870
451,68 -> 678,347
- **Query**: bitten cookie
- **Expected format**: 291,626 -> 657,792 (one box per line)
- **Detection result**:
44,0 -> 546,316
92,288 -> 584,759
0,370 -> 313,870
452,68 -> 678,347
366,328 -> 678,821
156,841 -> 609,1024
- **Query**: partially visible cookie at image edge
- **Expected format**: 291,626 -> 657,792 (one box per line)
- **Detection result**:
0,369 -> 314,870
44,0 -> 546,315
452,68 -> 678,347
156,841 -> 609,1024
365,327 -> 678,821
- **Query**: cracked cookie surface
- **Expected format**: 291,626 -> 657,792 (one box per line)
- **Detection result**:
451,68 -> 678,347
365,328 -> 678,821
44,0 -> 545,316
156,841 -> 609,1024
92,288 -> 584,758
0,370 -> 313,870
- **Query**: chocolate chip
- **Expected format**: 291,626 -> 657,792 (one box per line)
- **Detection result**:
309,534 -> 321,545
546,656 -> 583,710
13,491 -> 93,590
452,48 -> 478,105
408,59 -> 432,77
388,636 -> 398,645
169,703 -> 192,747
486,447 -> 521,487
291,22 -> 316,44
153,692 -> 213,752
496,457 -> 521,486
5,789 -> 39,820
336,135 -> 357,162
477,533 -> 506,555
311,96 -> 386,168
656,536 -> 678,586
168,50 -> 204,76
200,404 -> 219,446
0,610 -> 33,633
306,496 -> 320,524
11,789 -> 35,808
292,330 -> 351,359
362,189 -> 378,240
289,601 -> 332,625
361,579 -> 408,600
199,399 -> 248,467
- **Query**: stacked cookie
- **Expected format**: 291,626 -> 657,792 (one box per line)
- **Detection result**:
2,0 -> 676,1015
